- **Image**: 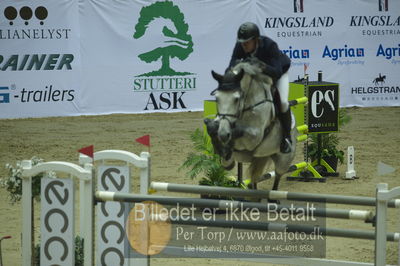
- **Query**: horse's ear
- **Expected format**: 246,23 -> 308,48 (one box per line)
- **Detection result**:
211,70 -> 223,82
235,69 -> 244,82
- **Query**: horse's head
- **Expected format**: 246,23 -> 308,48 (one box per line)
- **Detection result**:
210,60 -> 275,146
210,69 -> 245,144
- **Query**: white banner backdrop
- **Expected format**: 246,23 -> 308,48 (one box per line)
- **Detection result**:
0,0 -> 399,118
259,0 -> 400,107
0,0 -> 81,118
79,0 -> 250,115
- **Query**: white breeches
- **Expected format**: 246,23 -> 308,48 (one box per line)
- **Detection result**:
277,72 -> 289,113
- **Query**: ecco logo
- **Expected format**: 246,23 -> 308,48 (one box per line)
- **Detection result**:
0,87 -> 10,103
4,6 -> 48,26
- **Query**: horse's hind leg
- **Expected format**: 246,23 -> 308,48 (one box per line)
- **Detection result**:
247,157 -> 270,189
271,152 -> 295,191
272,173 -> 281,190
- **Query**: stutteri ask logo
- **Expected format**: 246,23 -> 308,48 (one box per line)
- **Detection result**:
133,1 -> 194,77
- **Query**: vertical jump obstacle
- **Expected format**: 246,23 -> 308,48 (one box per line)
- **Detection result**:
21,150 -> 150,266
20,149 -> 400,266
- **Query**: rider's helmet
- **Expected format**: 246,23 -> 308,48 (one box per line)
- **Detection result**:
237,22 -> 260,43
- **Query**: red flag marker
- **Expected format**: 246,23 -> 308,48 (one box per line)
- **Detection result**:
136,135 -> 150,153
78,145 -> 94,158
136,135 -> 150,147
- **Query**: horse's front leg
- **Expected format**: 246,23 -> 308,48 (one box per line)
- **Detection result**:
221,156 -> 235,170
204,118 -> 235,170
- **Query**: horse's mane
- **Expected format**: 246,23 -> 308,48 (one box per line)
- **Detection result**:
231,59 -> 274,86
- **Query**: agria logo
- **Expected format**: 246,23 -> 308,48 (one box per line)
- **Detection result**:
133,1 -> 194,77
132,1 -> 196,111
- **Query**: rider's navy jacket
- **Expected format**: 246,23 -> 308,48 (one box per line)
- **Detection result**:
228,36 -> 291,80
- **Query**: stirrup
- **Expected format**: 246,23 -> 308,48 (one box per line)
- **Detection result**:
280,138 -> 292,153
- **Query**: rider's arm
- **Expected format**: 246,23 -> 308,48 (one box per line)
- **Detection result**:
260,40 -> 291,79
227,43 -> 245,72
264,42 -> 286,78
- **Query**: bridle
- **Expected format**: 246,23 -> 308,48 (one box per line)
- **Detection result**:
214,76 -> 274,127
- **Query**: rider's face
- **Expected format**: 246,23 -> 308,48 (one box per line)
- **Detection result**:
241,38 -> 257,54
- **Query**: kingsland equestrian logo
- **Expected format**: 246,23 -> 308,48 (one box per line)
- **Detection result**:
265,16 -> 334,29
349,16 -> 400,27
349,0 -> 400,27
266,0 -> 333,38
265,0 -> 333,29
293,0 -> 304,13
132,1 -> 196,111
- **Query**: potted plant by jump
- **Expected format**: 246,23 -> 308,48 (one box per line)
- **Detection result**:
179,128 -> 239,199
306,108 -> 352,171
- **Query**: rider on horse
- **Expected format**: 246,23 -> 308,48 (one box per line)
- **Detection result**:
227,22 -> 292,154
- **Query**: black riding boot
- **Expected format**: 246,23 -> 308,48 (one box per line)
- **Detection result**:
279,109 -> 292,153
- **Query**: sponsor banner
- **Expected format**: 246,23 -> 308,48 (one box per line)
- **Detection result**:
40,178 -> 75,265
97,165 -> 131,266
79,0 -> 249,115
0,0 -> 399,118
307,82 -> 339,133
0,0 -> 81,118
258,0 -> 399,107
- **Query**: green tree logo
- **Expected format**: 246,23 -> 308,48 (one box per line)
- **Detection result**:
133,1 -> 194,77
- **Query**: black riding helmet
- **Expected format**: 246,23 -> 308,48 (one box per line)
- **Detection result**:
237,22 -> 260,43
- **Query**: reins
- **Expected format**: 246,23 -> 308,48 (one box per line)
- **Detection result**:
216,76 -> 274,122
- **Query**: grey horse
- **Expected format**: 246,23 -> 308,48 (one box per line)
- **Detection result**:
205,60 -> 297,190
